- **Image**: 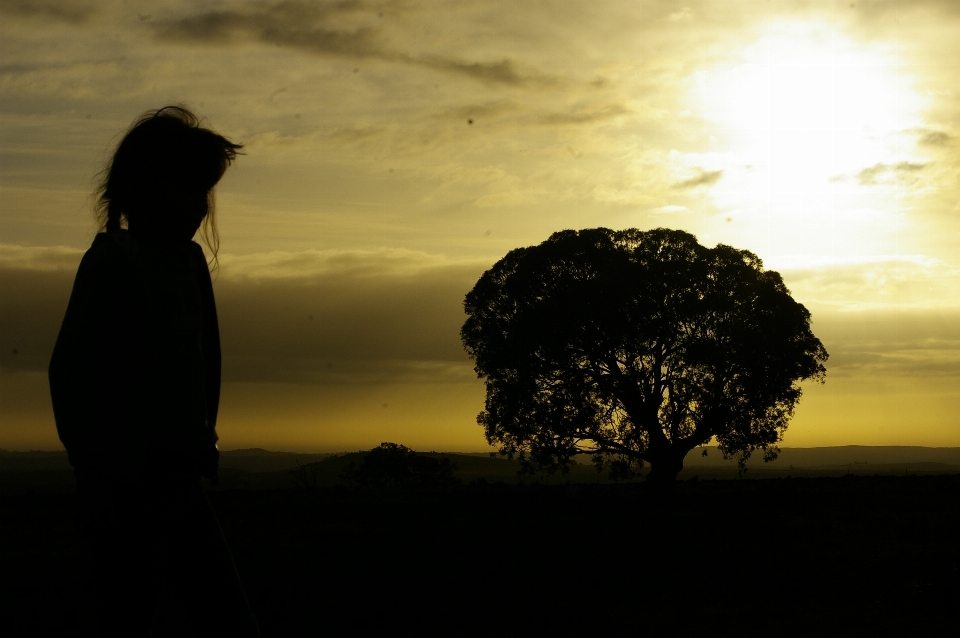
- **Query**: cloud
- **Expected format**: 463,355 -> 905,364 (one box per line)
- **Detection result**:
472,190 -> 533,208
650,205 -> 689,215
856,161 -> 927,185
415,56 -> 555,87
0,266 -> 75,374
770,255 -> 960,311
767,254 -> 942,270
431,101 -> 630,132
533,103 -> 630,126
917,129 -> 952,147
211,248 -> 486,383
9,244 -> 957,390
0,0 -> 96,24
857,0 -> 960,20
217,247 -> 484,280
0,244 -> 84,272
156,3 -> 381,54
321,125 -> 387,143
154,0 -> 560,87
0,246 -> 489,386
435,101 -> 517,123
812,309 -> 960,378
673,168 -> 723,190
752,254 -> 960,378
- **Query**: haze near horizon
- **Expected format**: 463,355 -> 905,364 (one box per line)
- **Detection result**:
1,0 -> 958,452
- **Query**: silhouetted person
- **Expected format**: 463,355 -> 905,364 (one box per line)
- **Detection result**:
48,106 -> 258,636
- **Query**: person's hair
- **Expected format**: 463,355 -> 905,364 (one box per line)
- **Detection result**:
94,105 -> 242,261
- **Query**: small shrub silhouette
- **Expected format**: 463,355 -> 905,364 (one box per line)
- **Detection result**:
291,460 -> 323,489
340,443 -> 460,488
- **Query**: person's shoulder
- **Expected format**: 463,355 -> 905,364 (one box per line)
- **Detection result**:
86,230 -> 131,252
187,240 -> 212,269
78,231 -> 135,274
187,240 -> 206,258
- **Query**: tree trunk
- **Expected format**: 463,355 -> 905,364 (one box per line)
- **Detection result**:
645,452 -> 684,493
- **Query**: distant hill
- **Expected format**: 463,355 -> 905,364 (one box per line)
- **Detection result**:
0,448 -> 334,473
217,448 -> 334,473
278,451 -> 576,489
3,446 -> 959,492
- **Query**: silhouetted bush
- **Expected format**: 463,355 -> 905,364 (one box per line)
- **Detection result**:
340,443 -> 460,488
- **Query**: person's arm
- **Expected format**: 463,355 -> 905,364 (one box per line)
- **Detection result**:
49,238 -> 136,467
194,244 -> 222,482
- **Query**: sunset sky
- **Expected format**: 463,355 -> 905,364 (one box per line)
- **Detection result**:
1,0 -> 958,453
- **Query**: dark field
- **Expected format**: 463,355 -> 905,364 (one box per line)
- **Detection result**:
2,464 -> 958,637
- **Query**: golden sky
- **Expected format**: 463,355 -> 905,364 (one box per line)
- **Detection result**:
1,0 -> 958,452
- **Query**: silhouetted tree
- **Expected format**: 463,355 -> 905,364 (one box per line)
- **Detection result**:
340,443 -> 460,488
461,228 -> 827,485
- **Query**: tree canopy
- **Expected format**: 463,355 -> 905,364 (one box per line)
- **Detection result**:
461,228 -> 828,483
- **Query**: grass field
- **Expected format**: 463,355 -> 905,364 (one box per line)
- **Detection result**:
6,446 -> 959,494
2,464 -> 958,636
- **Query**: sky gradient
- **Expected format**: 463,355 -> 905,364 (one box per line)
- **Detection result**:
2,0 -> 958,452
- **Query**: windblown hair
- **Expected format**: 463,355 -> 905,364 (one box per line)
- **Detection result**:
94,105 -> 242,260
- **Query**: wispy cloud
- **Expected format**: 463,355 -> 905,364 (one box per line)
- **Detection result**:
156,2 -> 381,54
434,101 -> 517,123
856,161 -> 926,185
673,168 -> 723,190
917,129 -> 952,147
0,244 -> 84,272
813,309 -> 960,378
415,56 -> 556,87
650,204 -> 689,215
771,255 -> 960,311
154,0 -> 561,87
217,247 -> 487,280
0,0 -> 97,24
533,103 -> 630,126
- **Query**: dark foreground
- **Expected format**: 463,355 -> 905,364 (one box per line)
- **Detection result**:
3,475 -> 958,637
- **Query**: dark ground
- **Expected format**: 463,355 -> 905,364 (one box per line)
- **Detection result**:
2,471 -> 958,637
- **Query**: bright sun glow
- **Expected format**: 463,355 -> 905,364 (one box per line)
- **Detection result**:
691,21 -> 930,258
